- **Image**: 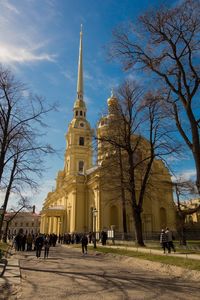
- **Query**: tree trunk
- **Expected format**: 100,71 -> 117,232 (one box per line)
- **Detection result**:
122,192 -> 128,238
119,148 -> 128,236
3,221 -> 9,243
0,158 -> 17,239
179,226 -> 187,246
177,213 -> 187,246
0,210 -> 5,241
133,208 -> 145,246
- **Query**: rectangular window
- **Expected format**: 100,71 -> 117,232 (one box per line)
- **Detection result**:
79,161 -> 84,173
79,137 -> 84,146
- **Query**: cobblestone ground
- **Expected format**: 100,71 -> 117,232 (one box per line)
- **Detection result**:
16,245 -> 200,300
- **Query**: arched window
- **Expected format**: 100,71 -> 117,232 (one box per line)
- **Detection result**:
80,110 -> 83,116
79,137 -> 84,146
78,161 -> 84,173
76,111 -> 78,116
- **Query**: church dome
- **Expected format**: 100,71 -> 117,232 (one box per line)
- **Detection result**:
107,90 -> 119,116
107,95 -> 118,107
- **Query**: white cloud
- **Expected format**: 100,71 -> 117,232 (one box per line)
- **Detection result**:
2,0 -> 20,14
0,178 -> 55,213
0,44 -> 56,64
172,169 -> 196,182
0,0 -> 57,65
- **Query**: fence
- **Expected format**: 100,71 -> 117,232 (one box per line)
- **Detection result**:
107,230 -> 200,242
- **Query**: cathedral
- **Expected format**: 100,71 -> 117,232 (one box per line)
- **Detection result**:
40,28 -> 176,237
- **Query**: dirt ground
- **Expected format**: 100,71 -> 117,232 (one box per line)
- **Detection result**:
13,245 -> 200,299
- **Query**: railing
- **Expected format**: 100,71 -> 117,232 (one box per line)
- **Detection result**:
109,230 -> 200,241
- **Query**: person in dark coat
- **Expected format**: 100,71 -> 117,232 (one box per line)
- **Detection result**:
101,231 -> 108,246
44,235 -> 50,259
165,227 -> 176,253
160,229 -> 169,254
35,234 -> 44,258
81,233 -> 88,255
26,233 -> 33,251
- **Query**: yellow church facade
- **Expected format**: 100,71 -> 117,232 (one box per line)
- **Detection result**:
40,29 -> 176,237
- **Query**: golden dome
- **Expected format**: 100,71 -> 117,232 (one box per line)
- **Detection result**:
107,89 -> 118,107
107,96 -> 118,107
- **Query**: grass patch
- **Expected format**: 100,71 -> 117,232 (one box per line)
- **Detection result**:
88,246 -> 200,272
106,241 -> 200,254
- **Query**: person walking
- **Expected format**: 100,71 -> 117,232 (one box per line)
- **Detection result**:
44,235 -> 50,259
101,230 -> 108,246
165,227 -> 176,253
160,229 -> 169,254
26,233 -> 33,251
81,233 -> 88,255
35,234 -> 44,258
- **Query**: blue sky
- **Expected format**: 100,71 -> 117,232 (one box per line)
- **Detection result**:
0,0 -> 196,212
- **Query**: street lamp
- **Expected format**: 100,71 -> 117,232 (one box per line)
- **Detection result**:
93,208 -> 98,249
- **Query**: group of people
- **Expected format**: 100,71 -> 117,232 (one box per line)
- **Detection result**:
11,230 -> 108,257
160,227 -> 176,254
12,232 -> 58,259
34,233 -> 52,259
58,230 -> 108,248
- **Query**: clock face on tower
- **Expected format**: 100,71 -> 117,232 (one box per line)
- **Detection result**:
79,122 -> 85,128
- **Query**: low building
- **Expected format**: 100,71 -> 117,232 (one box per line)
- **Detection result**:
1,206 -> 41,237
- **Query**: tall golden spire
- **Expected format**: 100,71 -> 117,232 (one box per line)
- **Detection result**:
77,24 -> 83,100
73,25 -> 86,118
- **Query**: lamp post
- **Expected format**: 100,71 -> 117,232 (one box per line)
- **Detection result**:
58,221 -> 62,237
93,208 -> 98,249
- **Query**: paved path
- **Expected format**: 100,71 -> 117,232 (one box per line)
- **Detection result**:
13,244 -> 200,300
0,256 -> 21,299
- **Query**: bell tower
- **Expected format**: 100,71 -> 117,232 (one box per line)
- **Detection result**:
65,26 -> 93,176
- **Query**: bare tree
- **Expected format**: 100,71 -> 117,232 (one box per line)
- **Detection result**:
0,66 -> 55,235
174,179 -> 199,245
2,197 -> 32,243
110,0 -> 200,193
97,80 -> 178,246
